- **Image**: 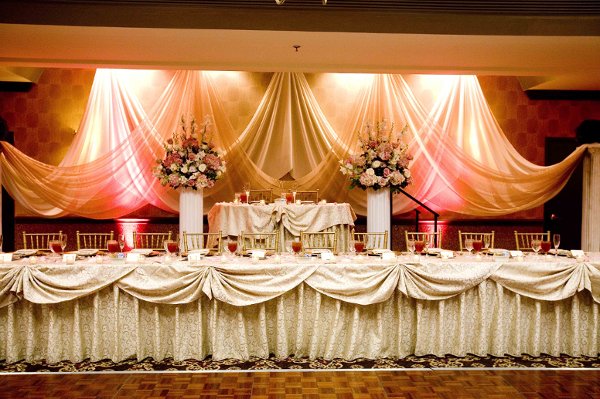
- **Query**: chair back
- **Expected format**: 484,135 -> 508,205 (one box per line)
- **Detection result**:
248,189 -> 273,203
22,231 -> 63,250
514,230 -> 550,251
182,231 -> 222,254
241,231 -> 279,253
133,232 -> 172,250
458,230 -> 494,251
76,231 -> 114,250
294,190 -> 319,203
354,231 -> 388,250
404,231 -> 442,251
301,231 -> 337,254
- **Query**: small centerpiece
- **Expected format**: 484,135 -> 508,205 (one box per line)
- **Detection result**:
339,120 -> 412,193
154,115 -> 226,190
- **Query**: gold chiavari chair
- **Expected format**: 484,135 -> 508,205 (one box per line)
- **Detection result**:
182,231 -> 222,255
248,189 -> 273,204
133,231 -> 172,251
353,231 -> 388,251
300,231 -> 337,254
458,230 -> 495,251
76,230 -> 114,250
22,231 -> 63,251
294,190 -> 319,203
240,231 -> 279,253
514,230 -> 550,251
404,231 -> 442,251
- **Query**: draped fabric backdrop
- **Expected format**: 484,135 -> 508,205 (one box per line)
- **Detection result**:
0,70 -> 587,218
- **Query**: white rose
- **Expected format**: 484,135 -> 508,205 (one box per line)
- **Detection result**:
170,163 -> 179,171
181,165 -> 188,173
366,168 -> 375,176
189,165 -> 197,173
198,164 -> 207,172
404,169 -> 411,178
372,160 -> 381,168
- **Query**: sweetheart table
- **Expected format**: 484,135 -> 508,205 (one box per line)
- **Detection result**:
1,254 -> 599,363
207,202 -> 357,253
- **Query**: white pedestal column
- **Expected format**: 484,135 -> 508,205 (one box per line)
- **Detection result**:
179,188 -> 203,244
367,188 -> 391,249
582,145 -> 600,252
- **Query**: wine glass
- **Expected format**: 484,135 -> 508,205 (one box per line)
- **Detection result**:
464,238 -> 474,256
407,239 -> 415,255
348,239 -> 356,255
354,240 -> 365,255
118,234 -> 126,252
227,238 -> 238,256
414,240 -> 425,255
553,234 -> 561,258
483,235 -> 491,250
540,240 -> 551,256
60,233 -> 68,253
291,239 -> 302,255
107,239 -> 120,253
164,239 -> 179,254
472,240 -> 483,254
531,239 -> 541,258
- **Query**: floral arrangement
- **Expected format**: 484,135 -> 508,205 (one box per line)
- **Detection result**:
339,121 -> 412,193
154,116 -> 226,190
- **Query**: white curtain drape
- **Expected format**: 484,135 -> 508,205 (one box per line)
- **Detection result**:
0,70 -> 587,218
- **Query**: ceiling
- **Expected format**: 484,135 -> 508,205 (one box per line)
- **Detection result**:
1,0 -> 600,91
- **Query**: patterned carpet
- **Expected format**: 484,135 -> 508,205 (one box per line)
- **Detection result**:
1,354 -> 599,372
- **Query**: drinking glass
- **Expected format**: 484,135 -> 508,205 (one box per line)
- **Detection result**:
531,239 -> 541,257
354,240 -> 365,255
414,240 -> 425,255
464,238 -> 474,256
227,238 -> 238,256
61,234 -> 68,253
348,239 -> 356,255
540,240 -> 551,255
107,239 -> 120,253
285,239 -> 294,256
553,234 -> 561,258
118,234 -> 125,252
483,235 -> 491,250
407,239 -> 415,255
164,239 -> 179,256
472,240 -> 483,254
240,192 -> 248,204
285,192 -> 294,204
291,239 -> 302,255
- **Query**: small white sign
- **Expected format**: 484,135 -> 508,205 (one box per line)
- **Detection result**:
509,250 -> 523,258
62,253 -> 76,264
126,253 -> 142,263
320,251 -> 335,262
571,250 -> 585,258
0,253 -> 13,263
381,251 -> 396,261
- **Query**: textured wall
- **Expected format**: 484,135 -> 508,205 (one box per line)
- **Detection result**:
1,69 -> 598,219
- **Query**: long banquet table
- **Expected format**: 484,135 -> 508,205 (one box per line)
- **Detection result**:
208,202 -> 356,253
1,253 -> 599,363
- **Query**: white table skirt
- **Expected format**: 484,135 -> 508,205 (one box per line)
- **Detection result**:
1,254 -> 599,363
207,202 -> 357,253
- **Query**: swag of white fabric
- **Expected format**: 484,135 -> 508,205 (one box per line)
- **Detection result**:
0,70 -> 587,218
1,260 -> 599,308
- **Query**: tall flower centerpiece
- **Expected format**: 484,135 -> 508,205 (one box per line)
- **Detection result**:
340,121 -> 412,246
155,116 -> 226,240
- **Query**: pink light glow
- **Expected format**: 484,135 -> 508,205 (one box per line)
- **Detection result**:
116,218 -> 149,250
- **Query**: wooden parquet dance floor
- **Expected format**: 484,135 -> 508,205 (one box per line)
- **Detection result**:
0,369 -> 599,399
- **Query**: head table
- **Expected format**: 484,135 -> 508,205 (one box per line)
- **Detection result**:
208,202 -> 357,253
0,252 -> 599,364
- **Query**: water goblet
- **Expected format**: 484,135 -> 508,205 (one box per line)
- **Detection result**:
531,239 -> 541,258
49,239 -> 63,256
483,235 -> 491,250
107,239 -> 120,253
472,240 -> 483,254
291,239 -> 302,256
164,239 -> 179,259
354,240 -> 365,255
118,234 -> 126,252
414,240 -> 426,255
553,234 -> 561,258
407,239 -> 415,255
540,240 -> 551,256
464,238 -> 474,256
60,233 -> 68,253
227,238 -> 238,256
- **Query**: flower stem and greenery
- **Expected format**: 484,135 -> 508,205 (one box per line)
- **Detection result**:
339,121 -> 412,194
154,116 -> 226,190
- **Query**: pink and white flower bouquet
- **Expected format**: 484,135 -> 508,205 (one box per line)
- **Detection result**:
154,116 -> 226,190
339,121 -> 412,193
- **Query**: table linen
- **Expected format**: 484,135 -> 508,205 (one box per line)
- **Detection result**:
1,255 -> 599,362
